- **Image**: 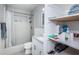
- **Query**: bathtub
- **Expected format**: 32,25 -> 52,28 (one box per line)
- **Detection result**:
0,44 -> 25,55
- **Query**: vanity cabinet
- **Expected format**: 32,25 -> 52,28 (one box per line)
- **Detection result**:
32,37 -> 43,55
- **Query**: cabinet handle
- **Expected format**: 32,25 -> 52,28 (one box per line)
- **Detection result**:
40,51 -> 42,55
34,45 -> 36,50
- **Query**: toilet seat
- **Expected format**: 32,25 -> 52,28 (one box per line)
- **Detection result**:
24,42 -> 32,55
24,42 -> 32,49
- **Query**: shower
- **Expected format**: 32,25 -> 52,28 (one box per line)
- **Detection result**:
6,10 -> 31,48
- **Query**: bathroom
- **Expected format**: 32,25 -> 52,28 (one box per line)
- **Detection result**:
1,4 -> 79,55
0,0 -> 79,59
0,4 -> 44,55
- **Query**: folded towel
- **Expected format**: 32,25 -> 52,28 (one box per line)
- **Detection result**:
68,4 -> 79,15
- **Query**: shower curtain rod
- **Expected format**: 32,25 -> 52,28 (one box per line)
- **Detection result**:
9,10 -> 31,16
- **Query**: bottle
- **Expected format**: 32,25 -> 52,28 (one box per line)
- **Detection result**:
65,27 -> 71,41
65,33 -> 69,41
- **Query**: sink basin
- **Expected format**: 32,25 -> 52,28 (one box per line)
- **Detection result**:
33,36 -> 44,42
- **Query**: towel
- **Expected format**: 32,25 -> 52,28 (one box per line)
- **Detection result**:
1,23 -> 7,39
68,4 -> 79,15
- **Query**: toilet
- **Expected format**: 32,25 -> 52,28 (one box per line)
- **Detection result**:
24,42 -> 32,55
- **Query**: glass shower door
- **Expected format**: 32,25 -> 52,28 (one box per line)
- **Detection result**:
12,14 -> 31,46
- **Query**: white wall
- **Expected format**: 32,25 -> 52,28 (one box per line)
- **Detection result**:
0,4 -> 6,22
31,5 -> 44,28
6,6 -> 31,15
31,5 -> 44,35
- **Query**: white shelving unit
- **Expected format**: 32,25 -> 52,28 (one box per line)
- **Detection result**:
49,14 -> 79,50
44,4 -> 79,55
50,14 -> 79,22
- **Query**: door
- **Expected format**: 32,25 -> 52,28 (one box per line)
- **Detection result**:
12,14 -> 31,45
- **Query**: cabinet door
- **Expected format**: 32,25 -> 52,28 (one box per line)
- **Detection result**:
32,38 -> 40,55
32,37 -> 43,55
32,43 -> 43,55
37,41 -> 43,55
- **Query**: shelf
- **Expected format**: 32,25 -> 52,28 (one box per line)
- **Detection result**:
60,40 -> 79,50
50,38 -> 79,50
49,14 -> 79,50
49,32 -> 79,50
50,14 -> 79,22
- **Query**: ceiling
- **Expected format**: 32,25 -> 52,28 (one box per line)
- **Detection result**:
6,4 -> 39,12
